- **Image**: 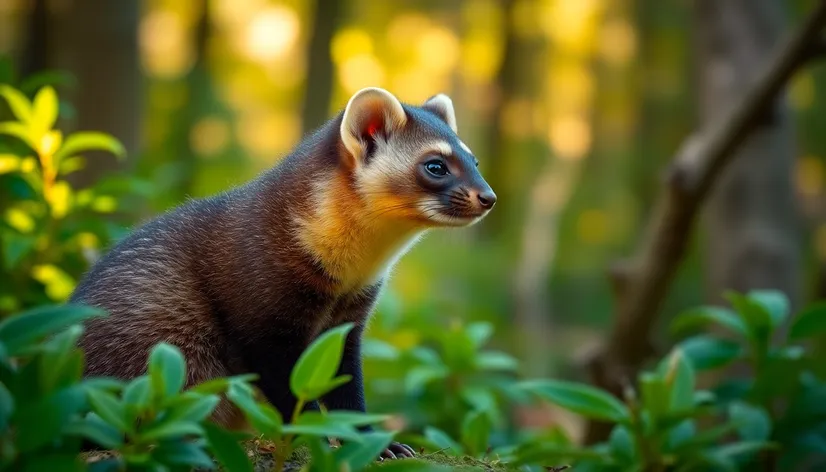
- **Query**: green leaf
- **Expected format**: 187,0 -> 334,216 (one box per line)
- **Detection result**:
664,419 -> 696,451
671,422 -> 739,453
64,414 -> 124,449
204,423 -> 253,472
226,381 -> 282,435
282,413 -> 363,442
678,336 -> 742,370
39,325 -> 85,391
509,442 -> 614,467
305,436 -> 335,469
139,419 -> 204,441
709,440 -> 776,462
670,306 -> 748,339
0,84 -> 33,122
0,154 -> 20,174
148,343 -> 186,400
665,348 -> 695,411
123,376 -> 151,410
313,410 -> 388,427
460,386 -> 498,415
746,290 -> 789,328
336,431 -> 394,470
518,379 -> 629,423
55,131 -> 126,161
475,351 -> 519,371
788,301 -> 826,340
162,392 -> 220,424
87,388 -> 130,433
361,338 -> 400,360
190,374 -> 257,395
465,322 -> 494,348
0,121 -> 34,149
58,155 -> 86,176
82,377 -> 125,392
14,385 -> 88,453
639,372 -> 669,419
0,380 -> 11,430
608,426 -> 636,465
404,365 -> 449,393
424,426 -> 462,455
726,291 -> 784,349
0,304 -> 106,356
729,401 -> 771,442
290,323 -> 354,401
30,85 -> 59,134
152,439 -> 216,469
461,409 -> 492,456
2,232 -> 37,270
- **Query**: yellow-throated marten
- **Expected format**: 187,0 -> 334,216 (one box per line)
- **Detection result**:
70,88 -> 496,459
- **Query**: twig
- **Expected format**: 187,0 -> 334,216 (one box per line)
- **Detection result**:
581,1 -> 826,444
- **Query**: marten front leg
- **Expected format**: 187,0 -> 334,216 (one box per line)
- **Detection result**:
230,320 -> 320,421
321,289 -> 416,460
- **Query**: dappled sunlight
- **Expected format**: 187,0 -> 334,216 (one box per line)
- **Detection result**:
190,116 -> 231,158
139,9 -> 194,79
241,5 -> 300,63
548,114 -> 591,160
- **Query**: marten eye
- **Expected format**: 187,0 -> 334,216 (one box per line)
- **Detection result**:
424,160 -> 449,177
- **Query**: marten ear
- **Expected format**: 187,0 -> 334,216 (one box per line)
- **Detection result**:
422,93 -> 457,133
340,87 -> 407,167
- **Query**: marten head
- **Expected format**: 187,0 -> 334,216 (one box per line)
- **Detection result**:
340,87 -> 496,228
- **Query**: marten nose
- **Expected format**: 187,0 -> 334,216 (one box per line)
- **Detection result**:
477,191 -> 497,209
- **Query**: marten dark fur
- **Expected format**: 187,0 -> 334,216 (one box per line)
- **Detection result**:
70,88 -> 496,459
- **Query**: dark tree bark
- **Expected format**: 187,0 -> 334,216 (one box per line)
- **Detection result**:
19,0 -> 48,79
582,2 -> 826,443
51,0 -> 142,188
301,0 -> 342,134
698,0 -> 801,318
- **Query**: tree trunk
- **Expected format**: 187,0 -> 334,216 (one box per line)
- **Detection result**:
19,0 -> 48,79
51,0 -> 142,188
697,0 -> 801,318
301,0 -> 341,134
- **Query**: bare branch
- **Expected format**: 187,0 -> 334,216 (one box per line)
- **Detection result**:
582,2 -> 826,444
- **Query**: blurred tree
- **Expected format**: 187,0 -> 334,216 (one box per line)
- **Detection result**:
19,0 -> 48,78
481,0 -> 546,242
50,0 -> 142,188
155,0 -> 220,206
301,0 -> 342,133
696,0 -> 802,317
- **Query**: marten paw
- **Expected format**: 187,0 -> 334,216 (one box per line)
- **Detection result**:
379,441 -> 416,460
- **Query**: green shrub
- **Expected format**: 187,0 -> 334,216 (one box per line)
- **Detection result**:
0,68 -> 150,316
0,304 -> 452,471
497,290 -> 826,471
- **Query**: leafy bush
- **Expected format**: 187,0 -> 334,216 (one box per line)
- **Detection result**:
494,290 -> 826,471
0,68 -> 150,316
0,304 -> 456,472
362,313 -> 522,455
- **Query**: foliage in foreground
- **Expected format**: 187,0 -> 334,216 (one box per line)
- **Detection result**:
3,290 -> 826,471
0,303 -> 457,472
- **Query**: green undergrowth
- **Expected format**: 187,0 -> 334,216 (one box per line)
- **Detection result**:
238,443 -> 528,472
